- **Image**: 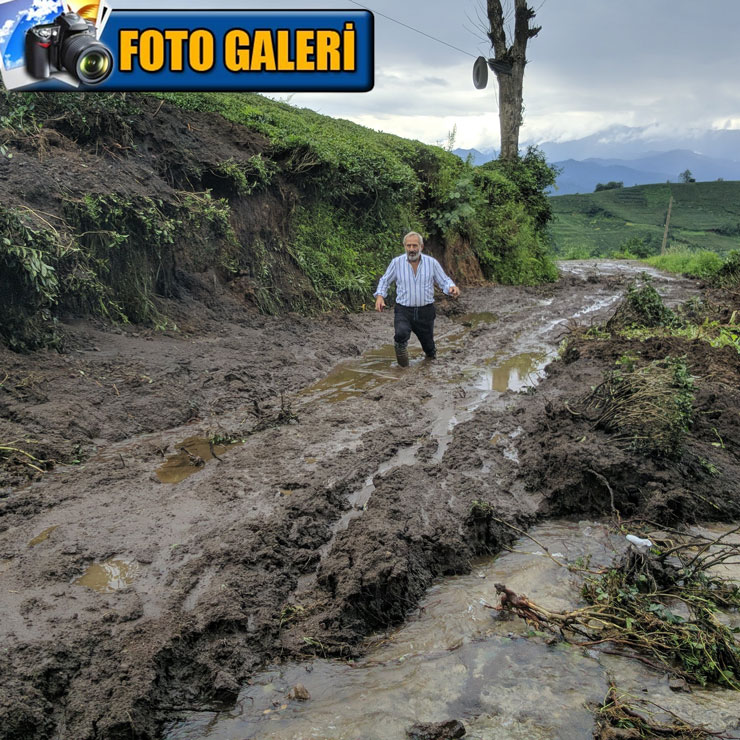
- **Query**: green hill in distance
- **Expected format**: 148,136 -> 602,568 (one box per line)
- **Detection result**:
548,181 -> 740,258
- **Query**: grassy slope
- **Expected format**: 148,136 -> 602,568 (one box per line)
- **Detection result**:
549,181 -> 740,256
155,93 -> 558,286
0,91 -> 560,349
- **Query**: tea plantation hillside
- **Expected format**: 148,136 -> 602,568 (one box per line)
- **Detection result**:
549,181 -> 740,258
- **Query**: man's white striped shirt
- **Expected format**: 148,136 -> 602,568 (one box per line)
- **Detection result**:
374,253 -> 455,307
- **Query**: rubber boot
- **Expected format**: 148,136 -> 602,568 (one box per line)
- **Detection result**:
394,341 -> 409,367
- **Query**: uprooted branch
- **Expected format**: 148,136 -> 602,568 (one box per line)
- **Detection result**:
494,530 -> 740,689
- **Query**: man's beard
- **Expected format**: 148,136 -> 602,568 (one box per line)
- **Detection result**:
407,251 -> 420,261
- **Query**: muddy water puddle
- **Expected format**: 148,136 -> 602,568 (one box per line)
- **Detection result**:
303,312 -> 497,403
428,349 -> 551,463
28,525 -> 59,547
470,351 -> 548,393
156,436 -> 238,484
454,311 -> 498,328
166,521 -> 740,740
303,345 -> 422,402
74,558 -> 140,592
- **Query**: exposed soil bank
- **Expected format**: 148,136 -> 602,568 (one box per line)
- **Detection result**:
1,261 -> 737,740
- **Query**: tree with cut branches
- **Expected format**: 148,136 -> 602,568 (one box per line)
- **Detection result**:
486,0 -> 541,160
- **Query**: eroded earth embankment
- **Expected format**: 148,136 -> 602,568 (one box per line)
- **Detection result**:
1,261 -> 739,739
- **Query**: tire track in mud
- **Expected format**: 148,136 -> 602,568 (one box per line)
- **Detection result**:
0,262 -> 700,740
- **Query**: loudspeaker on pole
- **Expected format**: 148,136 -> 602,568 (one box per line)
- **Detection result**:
473,56 -> 488,89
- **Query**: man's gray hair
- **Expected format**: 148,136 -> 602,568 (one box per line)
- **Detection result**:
403,231 -> 424,246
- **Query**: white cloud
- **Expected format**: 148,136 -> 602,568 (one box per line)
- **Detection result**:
108,0 -> 740,150
712,118 -> 740,131
0,18 -> 13,44
24,0 -> 63,24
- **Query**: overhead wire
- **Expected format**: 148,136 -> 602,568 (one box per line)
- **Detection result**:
346,0 -> 500,111
346,0 -> 478,59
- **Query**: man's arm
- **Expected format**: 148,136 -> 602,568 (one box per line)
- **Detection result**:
374,258 -> 397,311
432,259 -> 460,298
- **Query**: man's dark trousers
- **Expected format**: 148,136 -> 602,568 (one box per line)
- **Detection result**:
394,303 -> 436,358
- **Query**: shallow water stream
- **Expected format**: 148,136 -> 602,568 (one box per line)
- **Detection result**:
166,521 -> 740,740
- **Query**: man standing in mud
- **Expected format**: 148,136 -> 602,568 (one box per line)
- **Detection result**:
374,232 -> 460,367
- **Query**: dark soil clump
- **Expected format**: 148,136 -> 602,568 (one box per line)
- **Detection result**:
522,285 -> 740,526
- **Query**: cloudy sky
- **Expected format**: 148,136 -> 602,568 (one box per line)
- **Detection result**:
115,1 -> 740,150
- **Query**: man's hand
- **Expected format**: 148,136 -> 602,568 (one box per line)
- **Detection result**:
449,285 -> 460,299
375,295 -> 386,312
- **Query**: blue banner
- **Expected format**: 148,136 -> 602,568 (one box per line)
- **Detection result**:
2,8 -> 374,92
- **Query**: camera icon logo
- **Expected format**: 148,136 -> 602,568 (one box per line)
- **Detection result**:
25,12 -> 113,85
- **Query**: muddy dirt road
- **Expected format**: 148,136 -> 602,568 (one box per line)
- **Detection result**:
0,261 -> 730,739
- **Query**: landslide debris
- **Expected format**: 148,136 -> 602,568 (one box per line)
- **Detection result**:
521,278 -> 740,524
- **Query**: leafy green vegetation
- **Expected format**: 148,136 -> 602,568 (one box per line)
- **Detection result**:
550,181 -> 740,258
712,249 -> 740,286
0,208 -> 62,350
594,684 -> 717,739
499,528 -> 740,691
0,192 -> 238,349
645,249 -> 724,278
470,148 -> 559,284
581,533 -> 740,689
606,276 -> 679,330
289,202 -> 402,310
618,317 -> 740,355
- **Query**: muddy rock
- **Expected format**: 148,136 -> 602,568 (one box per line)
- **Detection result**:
287,683 -> 311,701
406,719 -> 466,740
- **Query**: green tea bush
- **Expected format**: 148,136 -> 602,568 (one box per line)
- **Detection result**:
610,235 -> 656,259
289,202 -> 395,309
607,277 -> 678,330
471,161 -> 558,284
561,245 -> 597,260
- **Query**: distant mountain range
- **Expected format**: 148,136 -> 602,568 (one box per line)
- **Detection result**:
453,126 -> 740,195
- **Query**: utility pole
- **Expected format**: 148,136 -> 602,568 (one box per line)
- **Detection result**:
661,194 -> 673,255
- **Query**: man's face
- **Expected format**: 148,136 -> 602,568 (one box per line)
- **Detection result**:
404,236 -> 423,262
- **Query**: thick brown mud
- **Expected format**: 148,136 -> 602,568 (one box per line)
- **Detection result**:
1,261 -> 738,740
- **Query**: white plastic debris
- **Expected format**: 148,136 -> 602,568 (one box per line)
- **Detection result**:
625,534 -> 653,549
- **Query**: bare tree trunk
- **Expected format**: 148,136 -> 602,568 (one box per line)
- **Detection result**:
486,0 -> 540,160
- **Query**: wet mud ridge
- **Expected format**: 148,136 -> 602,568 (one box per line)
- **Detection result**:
1,262 -> 738,740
